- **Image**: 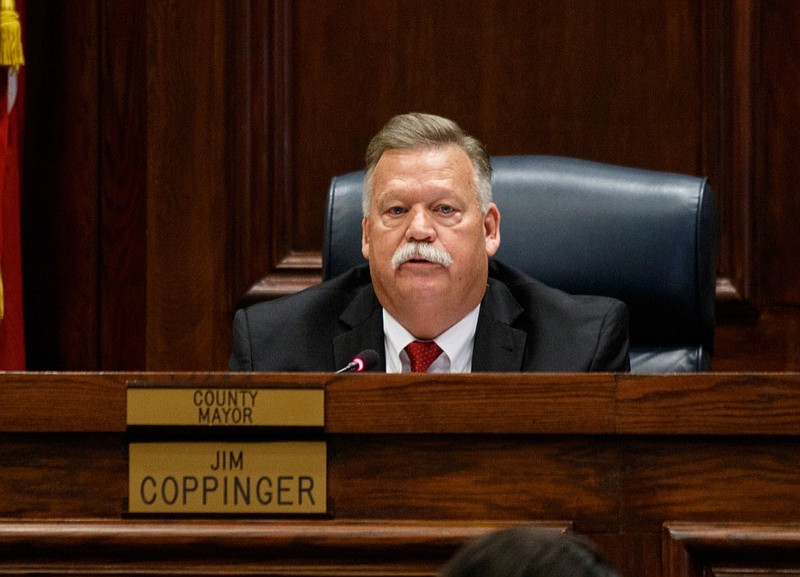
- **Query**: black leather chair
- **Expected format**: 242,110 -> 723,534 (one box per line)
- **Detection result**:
323,155 -> 716,372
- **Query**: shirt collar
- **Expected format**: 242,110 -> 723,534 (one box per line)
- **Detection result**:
382,305 -> 480,373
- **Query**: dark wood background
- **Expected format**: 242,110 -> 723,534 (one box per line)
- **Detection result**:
19,0 -> 800,371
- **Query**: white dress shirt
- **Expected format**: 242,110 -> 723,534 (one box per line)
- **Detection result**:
382,305 -> 481,373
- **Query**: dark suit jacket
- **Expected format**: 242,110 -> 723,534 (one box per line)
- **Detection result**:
229,259 -> 630,372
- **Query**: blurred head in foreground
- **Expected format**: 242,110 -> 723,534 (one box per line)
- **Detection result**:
438,527 -> 620,577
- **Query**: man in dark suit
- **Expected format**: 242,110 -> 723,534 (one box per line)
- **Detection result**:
230,113 -> 629,372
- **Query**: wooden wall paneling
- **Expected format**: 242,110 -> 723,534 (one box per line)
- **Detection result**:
21,1 -> 101,369
713,0 -> 800,372
226,0 -> 270,307
240,0 -> 326,305
220,0 -> 791,369
145,1 -> 231,370
17,0 -> 798,370
713,307 -> 800,372
289,0 -> 708,173
760,0 -> 800,304
203,0 -> 797,370
99,2 -> 147,370
246,0 -> 718,302
703,0 -> 758,316
270,0 -> 323,280
726,0 -> 758,311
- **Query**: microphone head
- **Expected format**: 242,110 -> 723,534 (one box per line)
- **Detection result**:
353,349 -> 380,372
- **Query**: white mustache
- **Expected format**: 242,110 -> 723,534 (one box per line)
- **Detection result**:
391,242 -> 453,269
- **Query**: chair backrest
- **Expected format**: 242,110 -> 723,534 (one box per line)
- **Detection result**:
323,155 -> 716,372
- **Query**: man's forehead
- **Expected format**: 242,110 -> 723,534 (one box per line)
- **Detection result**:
376,144 -> 471,166
372,146 -> 474,188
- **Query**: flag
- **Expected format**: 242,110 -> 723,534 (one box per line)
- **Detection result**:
0,0 -> 24,370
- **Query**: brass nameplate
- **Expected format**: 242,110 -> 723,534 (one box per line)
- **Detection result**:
128,441 -> 326,514
126,386 -> 324,427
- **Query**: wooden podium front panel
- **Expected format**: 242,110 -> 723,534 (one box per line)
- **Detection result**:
326,434 -> 620,530
623,437 -> 800,531
0,433 -> 619,525
4,372 -> 800,577
0,520 -> 564,576
663,523 -> 800,577
0,433 -> 127,517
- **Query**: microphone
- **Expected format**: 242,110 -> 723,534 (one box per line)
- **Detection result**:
336,349 -> 380,373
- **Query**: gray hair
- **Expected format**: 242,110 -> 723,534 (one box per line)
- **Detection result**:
363,113 -> 492,216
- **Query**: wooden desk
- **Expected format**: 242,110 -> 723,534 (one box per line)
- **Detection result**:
2,372 -> 800,576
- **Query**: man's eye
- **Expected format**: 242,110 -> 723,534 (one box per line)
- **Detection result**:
437,205 -> 455,215
386,206 -> 406,216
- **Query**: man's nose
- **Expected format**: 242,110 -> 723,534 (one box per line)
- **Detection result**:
405,207 -> 435,241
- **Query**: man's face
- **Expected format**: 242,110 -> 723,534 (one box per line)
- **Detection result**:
361,144 -> 501,337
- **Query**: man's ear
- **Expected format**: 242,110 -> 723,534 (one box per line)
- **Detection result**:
361,217 -> 370,260
483,203 -> 501,256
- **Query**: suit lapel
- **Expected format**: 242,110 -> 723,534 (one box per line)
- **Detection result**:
333,284 -> 387,371
330,275 -> 526,372
471,279 -> 528,371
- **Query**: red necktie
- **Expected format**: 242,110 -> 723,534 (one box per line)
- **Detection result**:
405,340 -> 443,373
